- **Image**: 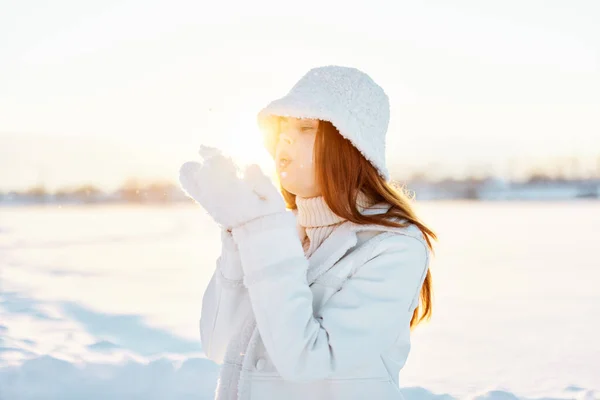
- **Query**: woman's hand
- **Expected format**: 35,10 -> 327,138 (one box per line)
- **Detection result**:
179,145 -> 286,230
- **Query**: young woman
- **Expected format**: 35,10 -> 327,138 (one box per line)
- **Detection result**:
179,65 -> 436,400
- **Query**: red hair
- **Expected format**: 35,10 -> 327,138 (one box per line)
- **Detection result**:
279,120 -> 436,328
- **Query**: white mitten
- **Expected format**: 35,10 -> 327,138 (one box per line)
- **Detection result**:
217,228 -> 244,283
179,146 -> 286,230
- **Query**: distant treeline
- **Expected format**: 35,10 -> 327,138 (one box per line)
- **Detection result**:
0,179 -> 189,205
2,174 -> 600,204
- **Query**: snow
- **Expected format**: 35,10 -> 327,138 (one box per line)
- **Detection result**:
1,202 -> 599,400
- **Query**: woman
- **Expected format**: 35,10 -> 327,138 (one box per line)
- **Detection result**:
179,65 -> 436,400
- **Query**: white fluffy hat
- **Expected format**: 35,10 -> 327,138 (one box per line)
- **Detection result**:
257,65 -> 391,181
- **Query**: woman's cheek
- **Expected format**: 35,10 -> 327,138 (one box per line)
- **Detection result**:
298,138 -> 315,170
297,149 -> 315,176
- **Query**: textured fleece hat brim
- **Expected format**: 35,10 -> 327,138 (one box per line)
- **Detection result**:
257,66 -> 391,181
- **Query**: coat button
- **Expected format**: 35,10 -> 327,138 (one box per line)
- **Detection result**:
255,358 -> 266,371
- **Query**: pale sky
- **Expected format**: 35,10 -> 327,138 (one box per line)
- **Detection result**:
1,0 -> 599,191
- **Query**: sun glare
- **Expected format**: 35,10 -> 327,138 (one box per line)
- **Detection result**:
221,112 -> 275,177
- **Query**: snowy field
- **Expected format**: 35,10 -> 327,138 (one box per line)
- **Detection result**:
1,202 -> 599,400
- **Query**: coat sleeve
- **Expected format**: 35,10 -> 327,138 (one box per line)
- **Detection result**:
199,229 -> 251,364
231,212 -> 429,382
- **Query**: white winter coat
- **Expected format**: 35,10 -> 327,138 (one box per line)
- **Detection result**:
199,203 -> 430,400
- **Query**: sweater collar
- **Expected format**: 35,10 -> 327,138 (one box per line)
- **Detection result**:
295,192 -> 375,229
295,196 -> 344,228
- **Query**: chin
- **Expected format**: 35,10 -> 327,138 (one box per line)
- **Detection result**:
282,183 -> 319,198
280,180 -> 299,196
277,170 -> 319,198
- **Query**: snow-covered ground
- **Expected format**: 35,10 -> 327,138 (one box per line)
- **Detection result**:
1,202 -> 598,400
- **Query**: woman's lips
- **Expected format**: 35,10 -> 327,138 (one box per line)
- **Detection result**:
279,158 -> 292,170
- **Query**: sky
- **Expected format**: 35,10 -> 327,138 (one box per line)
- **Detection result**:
1,0 -> 599,191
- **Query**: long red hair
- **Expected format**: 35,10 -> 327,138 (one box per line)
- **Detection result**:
279,120 -> 436,328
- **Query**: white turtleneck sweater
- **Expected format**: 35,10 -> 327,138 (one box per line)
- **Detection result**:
295,196 -> 345,258
295,193 -> 374,258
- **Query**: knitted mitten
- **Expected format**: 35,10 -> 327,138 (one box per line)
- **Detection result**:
179,145 -> 286,230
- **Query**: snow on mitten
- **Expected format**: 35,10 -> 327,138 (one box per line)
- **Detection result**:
179,145 -> 286,230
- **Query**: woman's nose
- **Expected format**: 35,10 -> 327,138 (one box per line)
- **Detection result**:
279,132 -> 294,146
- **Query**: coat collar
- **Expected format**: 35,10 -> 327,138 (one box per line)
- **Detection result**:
298,202 -> 422,285
306,221 -> 357,284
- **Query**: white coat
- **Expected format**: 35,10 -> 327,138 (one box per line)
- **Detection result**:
199,203 -> 430,400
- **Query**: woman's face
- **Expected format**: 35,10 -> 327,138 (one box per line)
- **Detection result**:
275,117 -> 321,198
